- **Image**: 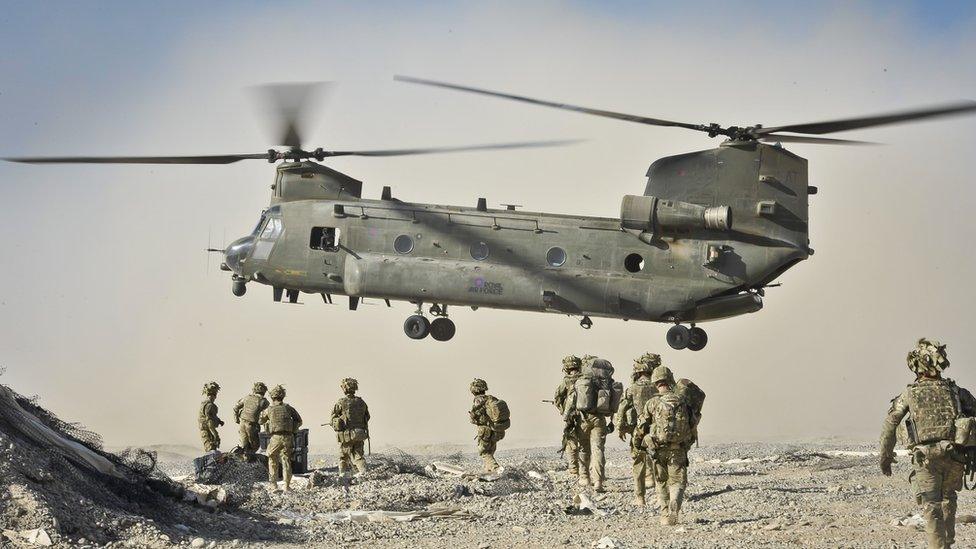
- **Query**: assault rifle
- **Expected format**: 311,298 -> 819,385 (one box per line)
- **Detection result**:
558,413 -> 579,457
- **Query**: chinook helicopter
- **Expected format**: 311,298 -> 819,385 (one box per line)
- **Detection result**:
6,81 -> 976,349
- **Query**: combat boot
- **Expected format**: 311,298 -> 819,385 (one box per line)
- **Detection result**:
593,480 -> 604,493
633,494 -> 646,508
667,485 -> 684,525
578,474 -> 591,487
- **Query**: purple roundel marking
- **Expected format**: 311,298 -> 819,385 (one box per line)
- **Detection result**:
474,277 -> 485,288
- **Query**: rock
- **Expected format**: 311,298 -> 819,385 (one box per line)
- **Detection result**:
593,537 -> 622,549
206,542 -> 216,549
277,518 -> 296,526
511,526 -> 527,533
958,514 -> 976,523
478,543 -> 491,549
190,537 -> 206,548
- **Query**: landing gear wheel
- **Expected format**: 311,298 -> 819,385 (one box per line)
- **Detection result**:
430,318 -> 456,341
687,327 -> 708,351
666,325 -> 691,350
232,279 -> 246,297
403,315 -> 430,340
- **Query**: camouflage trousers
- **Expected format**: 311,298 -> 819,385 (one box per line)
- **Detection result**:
652,445 -> 689,517
911,443 -> 964,549
630,443 -> 652,498
339,440 -> 367,474
267,433 -> 295,486
577,414 -> 607,486
199,426 -> 220,452
238,420 -> 260,455
564,431 -> 588,476
476,426 -> 503,471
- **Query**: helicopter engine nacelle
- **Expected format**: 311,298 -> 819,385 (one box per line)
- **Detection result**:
620,195 -> 731,232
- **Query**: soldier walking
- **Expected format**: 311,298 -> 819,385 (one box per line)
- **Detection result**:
469,378 -> 510,472
553,355 -> 585,478
259,385 -> 303,491
638,366 -> 698,525
233,382 -> 269,458
880,338 -> 976,549
615,353 -> 661,507
198,381 -> 224,453
330,378 -> 370,477
565,357 -> 619,492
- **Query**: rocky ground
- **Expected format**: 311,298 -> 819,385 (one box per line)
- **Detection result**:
3,382 -> 975,548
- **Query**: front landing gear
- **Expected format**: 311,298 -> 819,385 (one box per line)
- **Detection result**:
403,303 -> 456,342
666,324 -> 708,351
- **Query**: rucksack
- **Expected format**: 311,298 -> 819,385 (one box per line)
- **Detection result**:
624,380 -> 657,430
342,397 -> 369,430
675,379 -> 706,424
650,392 -> 693,446
486,395 -> 511,432
573,359 -> 623,417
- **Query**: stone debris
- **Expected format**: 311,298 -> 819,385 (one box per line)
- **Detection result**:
2,528 -> 53,546
573,492 -> 608,518
593,536 -> 622,548
314,504 -> 476,523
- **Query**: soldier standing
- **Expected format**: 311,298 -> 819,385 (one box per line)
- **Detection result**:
233,382 -> 269,458
198,381 -> 224,453
880,338 -> 976,549
469,378 -> 510,472
330,378 -> 370,477
638,366 -> 697,525
259,385 -> 303,491
566,357 -> 617,492
615,353 -> 661,507
553,355 -> 585,478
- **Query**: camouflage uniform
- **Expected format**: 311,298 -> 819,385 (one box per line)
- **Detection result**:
638,366 -> 694,525
330,378 -> 370,476
470,378 -> 503,472
880,339 -> 976,549
259,385 -> 303,491
553,355 -> 584,476
614,353 -> 661,506
198,382 -> 223,452
233,382 -> 269,456
566,355 -> 609,491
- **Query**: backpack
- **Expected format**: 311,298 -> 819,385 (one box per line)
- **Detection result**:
486,395 -> 511,432
650,392 -> 693,446
342,397 -> 369,430
675,379 -> 706,423
573,359 -> 623,417
624,380 -> 657,430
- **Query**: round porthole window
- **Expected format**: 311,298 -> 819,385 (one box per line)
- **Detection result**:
624,253 -> 644,273
546,246 -> 567,267
394,234 -> 414,254
470,241 -> 490,261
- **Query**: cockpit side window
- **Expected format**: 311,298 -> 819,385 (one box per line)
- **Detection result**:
260,218 -> 283,240
310,226 -> 340,252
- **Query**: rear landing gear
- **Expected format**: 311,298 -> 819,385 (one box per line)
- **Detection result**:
667,324 -> 708,351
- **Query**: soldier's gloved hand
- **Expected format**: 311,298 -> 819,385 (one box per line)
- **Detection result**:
606,422 -> 614,434
880,456 -> 894,477
617,430 -> 626,442
218,420 -> 225,427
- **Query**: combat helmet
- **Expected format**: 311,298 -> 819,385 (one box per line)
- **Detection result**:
562,355 -> 582,372
650,366 -> 675,386
470,378 -> 488,394
202,381 -> 220,396
908,338 -> 950,377
269,384 -> 286,401
340,377 -> 359,394
252,382 -> 267,395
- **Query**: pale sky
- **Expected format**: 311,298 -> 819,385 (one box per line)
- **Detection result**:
1,1 -> 975,451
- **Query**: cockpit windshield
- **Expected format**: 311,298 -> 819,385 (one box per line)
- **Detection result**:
251,212 -> 268,236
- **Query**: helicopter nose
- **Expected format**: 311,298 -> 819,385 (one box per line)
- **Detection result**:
224,236 -> 254,275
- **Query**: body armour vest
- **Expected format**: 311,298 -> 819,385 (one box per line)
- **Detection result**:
199,401 -> 215,427
906,379 -> 958,444
342,397 -> 368,430
631,379 -> 658,412
240,394 -> 266,423
267,404 -> 295,434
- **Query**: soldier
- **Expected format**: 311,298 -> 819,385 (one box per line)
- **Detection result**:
553,355 -> 585,477
233,382 -> 270,458
566,356 -> 616,492
880,338 -> 976,549
258,385 -> 303,491
198,381 -> 223,453
330,378 -> 370,477
638,366 -> 697,525
615,352 -> 661,507
469,378 -> 510,472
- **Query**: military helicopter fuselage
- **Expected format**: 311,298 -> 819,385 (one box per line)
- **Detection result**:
225,139 -> 811,347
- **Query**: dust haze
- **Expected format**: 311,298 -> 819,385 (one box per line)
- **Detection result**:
1,2 -> 975,450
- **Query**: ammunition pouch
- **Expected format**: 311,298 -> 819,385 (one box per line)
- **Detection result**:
955,417 -> 976,447
332,417 -> 346,432
337,428 -> 368,444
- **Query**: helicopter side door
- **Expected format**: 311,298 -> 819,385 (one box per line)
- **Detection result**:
306,224 -> 345,291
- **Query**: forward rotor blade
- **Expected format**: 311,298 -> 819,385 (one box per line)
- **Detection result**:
758,134 -> 877,146
3,153 -> 269,164
252,82 -> 331,149
321,139 -> 581,157
756,101 -> 976,136
396,75 -> 709,134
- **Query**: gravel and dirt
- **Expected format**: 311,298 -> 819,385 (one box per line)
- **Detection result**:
3,380 -> 975,548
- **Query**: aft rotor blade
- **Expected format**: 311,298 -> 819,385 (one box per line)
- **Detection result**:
758,134 -> 877,145
3,153 -> 270,164
756,101 -> 976,136
322,139 -> 581,157
396,75 -> 710,134
252,82 -> 331,149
